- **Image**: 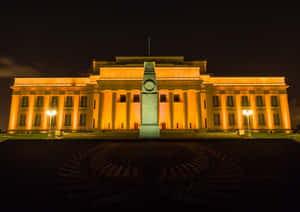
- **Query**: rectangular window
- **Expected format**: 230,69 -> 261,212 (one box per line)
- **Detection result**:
50,116 -> 56,127
36,96 -> 44,107
133,94 -> 140,102
213,113 -> 221,126
271,96 -> 280,107
174,94 -> 180,102
93,100 -> 96,109
273,113 -> 281,126
120,95 -> 126,102
50,96 -> 58,107
227,96 -> 234,107
79,113 -> 87,127
160,94 -> 167,102
64,114 -> 72,126
33,113 -> 41,127
228,113 -> 236,126
65,96 -> 73,107
80,96 -> 88,107
258,113 -> 265,126
241,96 -> 250,106
213,96 -> 220,107
204,100 -> 206,109
19,113 -> 26,126
243,115 -> 249,127
21,96 -> 29,107
93,119 -> 95,128
256,96 -> 264,107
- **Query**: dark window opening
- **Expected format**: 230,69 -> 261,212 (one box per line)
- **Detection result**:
161,122 -> 166,130
258,113 -> 265,126
21,96 -> 29,107
120,95 -> 126,102
256,96 -> 264,107
271,96 -> 280,107
65,96 -> 73,107
133,94 -> 140,102
80,96 -> 88,107
19,114 -> 26,126
241,96 -> 250,106
228,113 -> 235,126
33,113 -> 41,127
64,114 -> 72,126
213,113 -> 221,126
227,96 -> 234,107
174,95 -> 180,102
213,96 -> 220,107
79,113 -> 86,126
160,94 -> 167,102
51,96 -> 58,107
36,96 -> 44,107
273,113 -> 281,126
50,116 -> 56,127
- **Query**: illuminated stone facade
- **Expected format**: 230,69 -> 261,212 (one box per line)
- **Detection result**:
8,56 -> 291,133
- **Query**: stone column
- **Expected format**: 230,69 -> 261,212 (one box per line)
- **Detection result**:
250,95 -> 257,130
197,92 -> 202,129
57,95 -> 64,130
221,95 -> 227,130
72,95 -> 79,130
126,92 -> 131,129
169,92 -> 174,129
280,93 -> 291,130
27,95 -> 34,130
265,94 -> 273,129
112,92 -> 116,130
8,94 -> 19,130
89,93 -> 94,129
184,91 -> 188,129
98,92 -> 104,130
42,95 -> 50,130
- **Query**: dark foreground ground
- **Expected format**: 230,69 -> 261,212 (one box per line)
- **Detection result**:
1,138 -> 300,211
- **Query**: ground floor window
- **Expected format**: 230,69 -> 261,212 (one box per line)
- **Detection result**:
33,113 -> 41,127
64,114 -> 72,126
228,113 -> 235,127
213,113 -> 220,127
50,116 -> 56,127
19,113 -> 26,126
79,113 -> 86,127
258,113 -> 265,126
273,112 -> 281,126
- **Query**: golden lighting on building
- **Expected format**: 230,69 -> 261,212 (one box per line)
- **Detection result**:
8,56 -> 291,134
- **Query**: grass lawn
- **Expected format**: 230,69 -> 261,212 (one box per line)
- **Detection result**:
2,131 -> 300,142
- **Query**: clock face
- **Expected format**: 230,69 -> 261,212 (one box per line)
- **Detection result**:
144,80 -> 155,91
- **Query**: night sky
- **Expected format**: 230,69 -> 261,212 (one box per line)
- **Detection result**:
0,4 -> 299,130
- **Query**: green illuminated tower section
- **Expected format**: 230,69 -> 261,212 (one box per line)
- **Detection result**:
139,61 -> 160,138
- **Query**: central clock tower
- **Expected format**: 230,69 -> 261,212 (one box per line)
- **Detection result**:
139,61 -> 160,138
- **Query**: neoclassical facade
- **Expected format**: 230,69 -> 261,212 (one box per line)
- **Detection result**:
8,56 -> 291,133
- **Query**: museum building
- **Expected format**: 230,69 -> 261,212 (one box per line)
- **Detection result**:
8,56 -> 291,133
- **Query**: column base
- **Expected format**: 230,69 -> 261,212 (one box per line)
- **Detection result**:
139,124 -> 160,138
